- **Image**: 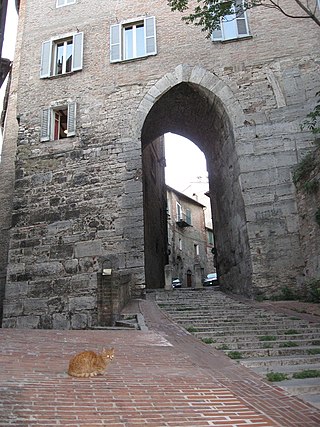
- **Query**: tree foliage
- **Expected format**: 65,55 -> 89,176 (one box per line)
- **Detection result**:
301,91 -> 320,136
167,1 -> 320,37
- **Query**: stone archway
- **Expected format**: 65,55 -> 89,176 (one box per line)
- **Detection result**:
138,65 -> 253,296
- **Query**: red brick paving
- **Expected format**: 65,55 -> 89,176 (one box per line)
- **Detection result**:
0,298 -> 319,427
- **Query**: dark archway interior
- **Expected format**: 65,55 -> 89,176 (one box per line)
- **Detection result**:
142,82 -> 253,295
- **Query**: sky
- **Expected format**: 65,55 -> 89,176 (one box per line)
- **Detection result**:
164,133 -> 208,192
2,0 -> 18,60
0,4 -> 208,191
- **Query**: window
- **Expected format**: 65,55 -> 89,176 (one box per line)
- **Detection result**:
176,202 -> 182,221
56,0 -> 76,7
40,32 -> 83,78
40,101 -> 76,141
207,230 -> 214,245
194,244 -> 199,257
212,0 -> 250,41
110,16 -> 156,62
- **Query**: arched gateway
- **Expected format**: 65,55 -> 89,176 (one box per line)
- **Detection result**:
139,65 -> 253,296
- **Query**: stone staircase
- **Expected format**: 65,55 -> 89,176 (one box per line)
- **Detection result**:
155,288 -> 320,408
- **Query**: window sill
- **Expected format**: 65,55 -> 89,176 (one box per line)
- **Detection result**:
40,69 -> 82,80
111,53 -> 157,65
213,35 -> 252,44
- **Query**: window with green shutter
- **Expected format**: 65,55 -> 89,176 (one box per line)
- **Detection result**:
110,16 -> 157,63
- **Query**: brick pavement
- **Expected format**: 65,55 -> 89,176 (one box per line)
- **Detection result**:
0,298 -> 320,427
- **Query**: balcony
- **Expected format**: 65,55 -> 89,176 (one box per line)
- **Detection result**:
176,212 -> 192,228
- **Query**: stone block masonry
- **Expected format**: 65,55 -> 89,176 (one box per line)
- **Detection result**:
0,0 -> 319,328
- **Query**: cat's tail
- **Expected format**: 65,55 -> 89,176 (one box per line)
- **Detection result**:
67,370 -> 96,378
68,370 -> 99,378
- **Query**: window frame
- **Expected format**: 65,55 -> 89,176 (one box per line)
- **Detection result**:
176,202 -> 182,221
40,101 -> 77,142
194,244 -> 200,257
110,16 -> 157,63
56,0 -> 76,8
40,32 -> 83,78
211,0 -> 250,42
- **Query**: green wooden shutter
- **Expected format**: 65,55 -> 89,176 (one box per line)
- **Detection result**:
72,32 -> 83,71
67,102 -> 77,136
145,16 -> 156,55
40,107 -> 51,141
110,24 -> 121,62
40,40 -> 52,78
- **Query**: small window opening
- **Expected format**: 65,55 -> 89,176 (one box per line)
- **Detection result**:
53,107 -> 68,140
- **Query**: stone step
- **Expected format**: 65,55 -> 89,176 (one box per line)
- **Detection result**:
180,328 -> 318,339
168,312 -> 304,321
180,325 -> 317,335
221,345 -> 320,358
195,331 -> 320,342
250,363 -> 320,376
209,339 -> 320,350
240,354 -> 320,368
274,377 -> 320,395
175,320 -> 311,329
299,393 -> 320,409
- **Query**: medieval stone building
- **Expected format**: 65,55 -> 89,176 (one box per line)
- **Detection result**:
167,185 -> 209,287
0,0 -> 319,328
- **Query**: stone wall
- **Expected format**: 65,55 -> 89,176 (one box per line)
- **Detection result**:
0,0 -> 26,325
142,136 -> 168,289
0,0 -> 319,327
295,146 -> 320,280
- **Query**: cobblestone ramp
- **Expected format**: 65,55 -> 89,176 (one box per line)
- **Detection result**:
155,289 -> 320,409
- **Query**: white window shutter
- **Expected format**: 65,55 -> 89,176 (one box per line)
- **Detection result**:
40,107 -> 51,141
145,16 -> 156,55
40,40 -> 52,78
72,32 -> 83,71
67,102 -> 77,136
235,0 -> 249,36
212,21 -> 223,41
110,24 -> 121,62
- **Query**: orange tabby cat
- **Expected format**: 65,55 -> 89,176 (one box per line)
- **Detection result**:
68,348 -> 114,378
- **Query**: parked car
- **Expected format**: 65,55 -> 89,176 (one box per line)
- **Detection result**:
203,273 -> 218,286
172,278 -> 182,288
